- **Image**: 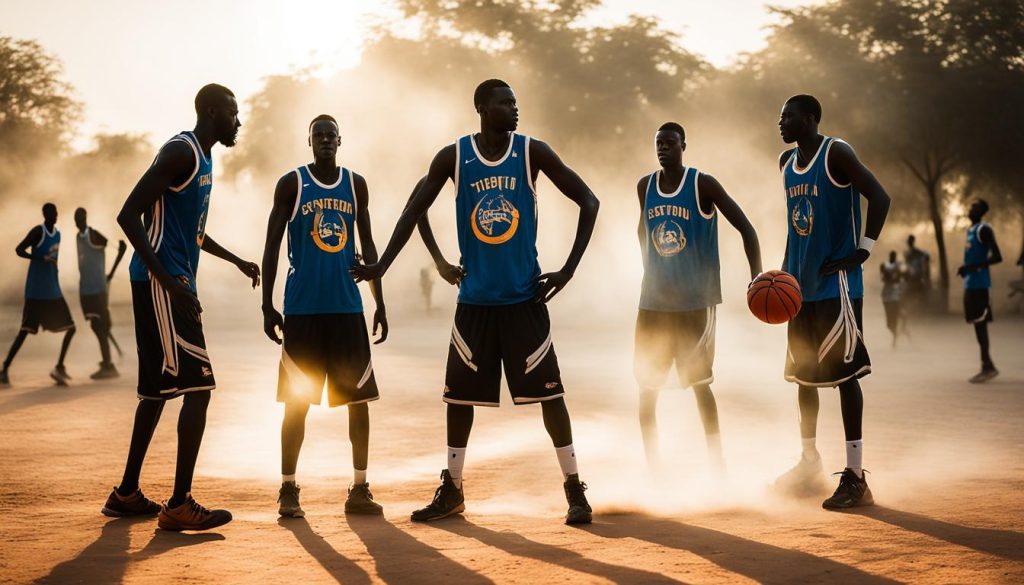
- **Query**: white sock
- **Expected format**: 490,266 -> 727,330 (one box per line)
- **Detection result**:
282,473 -> 296,484
802,437 -> 819,460
845,440 -> 863,477
353,468 -> 367,486
555,444 -> 578,479
447,446 -> 466,488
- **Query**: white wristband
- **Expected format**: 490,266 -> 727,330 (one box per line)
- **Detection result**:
858,236 -> 875,253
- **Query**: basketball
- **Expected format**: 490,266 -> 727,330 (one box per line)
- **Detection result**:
747,270 -> 802,324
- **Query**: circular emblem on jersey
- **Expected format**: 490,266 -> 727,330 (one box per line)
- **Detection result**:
196,194 -> 210,247
471,192 -> 519,245
46,243 -> 60,262
651,220 -> 686,257
791,197 -> 814,237
310,209 -> 348,253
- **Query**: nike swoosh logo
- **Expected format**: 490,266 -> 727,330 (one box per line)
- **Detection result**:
464,158 -> 476,164
303,184 -> 309,187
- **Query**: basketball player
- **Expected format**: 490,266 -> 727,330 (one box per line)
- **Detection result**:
0,203 -> 76,387
74,207 -> 127,379
352,79 -> 600,524
879,251 -> 904,347
262,115 -> 387,517
634,122 -> 762,469
957,199 -> 1001,383
102,84 -> 259,531
774,95 -> 890,509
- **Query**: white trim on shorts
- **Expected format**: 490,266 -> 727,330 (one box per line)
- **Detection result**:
512,393 -> 565,404
443,395 -> 499,407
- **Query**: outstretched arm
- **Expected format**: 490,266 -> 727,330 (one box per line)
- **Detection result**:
106,240 -> 128,282
260,172 -> 297,344
354,172 -> 388,344
409,176 -> 464,286
529,139 -> 600,302
15,227 -> 42,261
201,235 -> 259,288
821,141 -> 891,275
699,173 -> 762,280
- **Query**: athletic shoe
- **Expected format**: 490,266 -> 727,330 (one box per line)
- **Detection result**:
345,483 -> 383,515
49,366 -> 69,386
822,468 -> 874,510
278,482 -> 304,518
564,474 -> 592,525
773,455 -> 828,497
969,367 -> 999,384
411,470 -> 465,522
101,486 -> 161,517
0,369 -> 9,388
157,494 -> 232,531
90,362 -> 120,380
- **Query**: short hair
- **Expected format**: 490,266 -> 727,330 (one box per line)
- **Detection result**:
474,79 -> 511,110
975,198 -> 990,215
194,84 -> 235,115
74,207 -> 86,216
657,122 -> 686,142
785,94 -> 822,123
42,202 -> 56,215
308,114 -> 339,134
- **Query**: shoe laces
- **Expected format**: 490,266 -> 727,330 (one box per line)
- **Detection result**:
185,497 -> 211,519
566,478 -> 588,507
278,483 -> 300,503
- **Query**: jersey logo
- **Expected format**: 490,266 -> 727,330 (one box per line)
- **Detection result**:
45,243 -> 60,262
651,220 -> 685,256
471,192 -> 519,245
311,209 -> 348,253
791,197 -> 814,236
464,157 -> 476,164
196,193 -> 211,247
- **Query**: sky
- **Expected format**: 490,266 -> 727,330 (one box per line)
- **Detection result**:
1,0 -> 820,148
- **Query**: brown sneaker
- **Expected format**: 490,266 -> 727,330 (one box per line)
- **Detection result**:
101,486 -> 161,517
157,494 -> 232,531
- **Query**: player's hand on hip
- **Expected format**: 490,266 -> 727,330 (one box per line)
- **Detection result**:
821,249 -> 870,276
262,306 -> 284,344
350,261 -> 385,283
373,307 -> 389,344
535,269 -> 572,304
437,261 -> 466,286
237,260 -> 261,288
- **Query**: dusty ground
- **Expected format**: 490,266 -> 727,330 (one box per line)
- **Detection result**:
0,298 -> 1022,584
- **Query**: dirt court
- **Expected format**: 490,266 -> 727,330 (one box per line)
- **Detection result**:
1,299 -> 1021,584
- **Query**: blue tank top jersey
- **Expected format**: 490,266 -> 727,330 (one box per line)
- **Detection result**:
782,137 -> 864,302
454,133 -> 540,305
25,224 -> 63,300
283,165 -> 363,315
639,168 -> 721,312
963,223 -> 992,289
129,131 -> 213,292
77,228 -> 107,295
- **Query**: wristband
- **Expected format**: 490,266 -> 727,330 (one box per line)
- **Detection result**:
858,236 -> 875,253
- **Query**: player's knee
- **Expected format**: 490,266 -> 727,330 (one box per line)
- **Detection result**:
183,390 -> 211,409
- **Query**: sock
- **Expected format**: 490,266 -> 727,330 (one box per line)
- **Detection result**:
282,474 -> 296,484
353,468 -> 367,486
447,446 -> 466,488
555,444 -> 578,479
802,437 -> 819,460
845,440 -> 863,478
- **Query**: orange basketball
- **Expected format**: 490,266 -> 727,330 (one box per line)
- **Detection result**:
747,270 -> 802,324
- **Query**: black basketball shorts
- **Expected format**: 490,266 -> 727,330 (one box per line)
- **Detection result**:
20,297 -> 75,334
81,292 -> 112,330
963,288 -> 993,324
634,306 -> 716,390
277,313 -> 379,407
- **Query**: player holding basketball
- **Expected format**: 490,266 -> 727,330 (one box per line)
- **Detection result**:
635,122 -> 762,469
74,207 -> 128,380
958,199 -> 1001,383
352,79 -> 600,524
262,115 -> 387,517
774,95 -> 890,509
103,84 -> 259,530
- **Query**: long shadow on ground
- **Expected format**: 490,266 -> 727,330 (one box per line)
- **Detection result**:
278,517 -> 371,584
855,506 -> 1024,562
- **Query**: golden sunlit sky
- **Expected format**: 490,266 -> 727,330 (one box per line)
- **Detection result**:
2,0 -> 820,148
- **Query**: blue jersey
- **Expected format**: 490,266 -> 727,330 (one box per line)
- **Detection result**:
639,168 -> 721,311
782,136 -> 863,301
129,131 -> 213,292
77,228 -> 107,295
963,223 -> 992,289
283,165 -> 363,315
454,133 -> 540,305
25,224 -> 63,300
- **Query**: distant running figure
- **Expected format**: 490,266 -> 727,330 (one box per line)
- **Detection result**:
773,95 -> 890,510
103,84 -> 259,531
879,251 -> 904,347
1,203 -> 76,387
634,122 -> 762,470
352,79 -> 600,524
957,199 -> 1002,383
262,114 -> 388,518
74,207 -> 127,380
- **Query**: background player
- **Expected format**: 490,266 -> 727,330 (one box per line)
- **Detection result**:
352,79 -> 600,525
74,207 -> 127,379
957,199 -> 1002,383
879,250 -> 905,347
1,203 -> 77,387
774,94 -> 890,509
103,84 -> 259,531
634,122 -> 762,470
261,115 -> 387,518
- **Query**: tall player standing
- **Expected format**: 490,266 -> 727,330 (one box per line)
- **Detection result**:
262,115 -> 388,518
774,95 -> 890,509
635,122 -> 762,469
103,84 -> 260,531
352,79 -> 600,524
957,199 -> 1001,383
74,207 -> 128,380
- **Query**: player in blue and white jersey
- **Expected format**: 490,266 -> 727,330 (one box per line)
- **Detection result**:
74,207 -> 127,380
957,199 -> 1002,383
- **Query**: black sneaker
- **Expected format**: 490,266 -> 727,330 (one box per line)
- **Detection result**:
101,486 -> 161,517
90,362 -> 120,380
969,367 -> 999,384
158,494 -> 232,531
411,470 -> 465,522
50,366 -> 69,386
345,483 -> 383,515
278,482 -> 304,518
822,468 -> 874,510
0,369 -> 9,388
564,474 -> 592,525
